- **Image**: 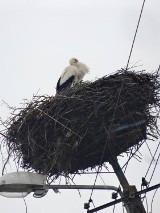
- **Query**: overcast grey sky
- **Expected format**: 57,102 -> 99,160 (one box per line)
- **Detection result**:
0,0 -> 160,212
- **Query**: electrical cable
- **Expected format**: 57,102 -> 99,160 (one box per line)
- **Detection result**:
149,151 -> 160,184
88,79 -> 126,202
145,141 -> 154,159
145,140 -> 160,179
145,194 -> 149,213
22,197 -> 28,213
126,0 -> 146,70
113,204 -> 116,213
87,0 -> 147,209
150,188 -> 158,213
88,183 -> 160,213
74,171 -> 114,175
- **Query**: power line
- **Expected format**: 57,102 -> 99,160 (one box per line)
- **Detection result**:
126,0 -> 146,70
88,80 -> 126,202
145,140 -> 160,179
150,188 -> 158,213
74,171 -> 114,175
87,0 -> 147,210
149,151 -> 160,184
87,183 -> 160,213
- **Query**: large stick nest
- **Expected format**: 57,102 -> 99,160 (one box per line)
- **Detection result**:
2,69 -> 160,179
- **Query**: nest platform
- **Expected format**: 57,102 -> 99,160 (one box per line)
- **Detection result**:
2,69 -> 160,179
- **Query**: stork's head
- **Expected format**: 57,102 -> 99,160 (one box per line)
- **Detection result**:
69,58 -> 79,65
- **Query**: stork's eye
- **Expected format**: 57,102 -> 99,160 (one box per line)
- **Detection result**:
74,59 -> 78,63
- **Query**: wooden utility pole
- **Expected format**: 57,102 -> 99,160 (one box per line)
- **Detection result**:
109,157 -> 146,213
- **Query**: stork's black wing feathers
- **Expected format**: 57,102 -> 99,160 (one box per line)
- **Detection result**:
56,75 -> 75,93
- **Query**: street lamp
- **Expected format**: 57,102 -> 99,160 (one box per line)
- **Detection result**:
0,172 -> 120,198
0,172 -> 47,198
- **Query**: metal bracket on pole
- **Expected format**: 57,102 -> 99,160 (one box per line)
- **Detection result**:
109,157 -> 146,213
87,158 -> 147,213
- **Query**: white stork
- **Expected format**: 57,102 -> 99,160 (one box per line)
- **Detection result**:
56,58 -> 89,93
